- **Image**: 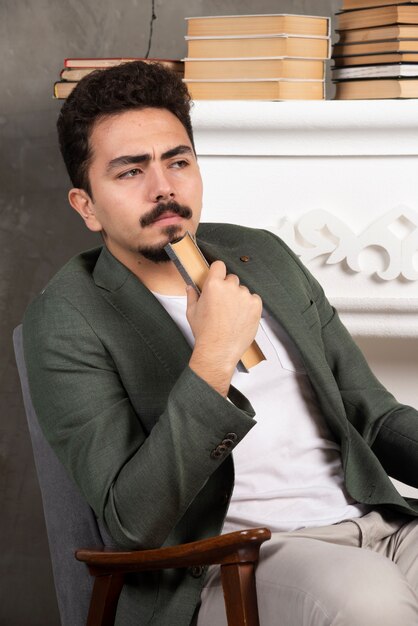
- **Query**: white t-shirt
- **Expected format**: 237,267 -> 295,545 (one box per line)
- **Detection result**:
152,292 -> 368,533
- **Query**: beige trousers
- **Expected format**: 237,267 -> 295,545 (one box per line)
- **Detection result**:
196,509 -> 418,626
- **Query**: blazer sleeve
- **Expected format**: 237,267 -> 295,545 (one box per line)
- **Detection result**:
270,231 -> 418,488
23,292 -> 256,550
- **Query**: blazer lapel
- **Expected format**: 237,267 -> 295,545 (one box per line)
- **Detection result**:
93,246 -> 192,381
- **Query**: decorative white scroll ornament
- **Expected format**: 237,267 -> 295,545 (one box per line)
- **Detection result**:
277,207 -> 418,281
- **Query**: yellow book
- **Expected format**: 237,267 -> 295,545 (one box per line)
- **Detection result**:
60,65 -> 184,81
333,52 -> 418,66
342,0 -> 418,9
54,81 -> 76,98
186,14 -> 330,38
335,78 -> 418,98
337,5 -> 418,31
186,34 -> 330,59
184,58 -> 325,80
334,39 -> 418,56
336,24 -> 418,43
184,78 -> 325,100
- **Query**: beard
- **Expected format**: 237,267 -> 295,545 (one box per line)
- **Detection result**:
137,224 -> 183,263
137,200 -> 193,263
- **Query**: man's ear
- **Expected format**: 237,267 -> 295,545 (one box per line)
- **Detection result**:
68,188 -> 102,232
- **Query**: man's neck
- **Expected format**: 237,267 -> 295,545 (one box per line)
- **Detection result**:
138,262 -> 187,296
107,245 -> 187,296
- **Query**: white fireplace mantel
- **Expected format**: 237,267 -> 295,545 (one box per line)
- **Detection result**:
191,100 -> 418,156
190,100 -> 418,339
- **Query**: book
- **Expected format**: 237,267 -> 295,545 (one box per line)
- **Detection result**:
333,63 -> 418,78
54,81 -> 77,98
336,24 -> 418,43
186,14 -> 330,38
55,58 -> 184,99
63,57 -> 184,71
333,51 -> 418,66
337,5 -> 418,30
334,38 -> 418,56
341,0 -> 418,9
60,65 -> 184,81
164,231 -> 265,372
335,77 -> 418,98
183,78 -> 325,100
164,232 -> 210,296
184,57 -> 325,80
61,67 -> 102,81
186,34 -> 331,59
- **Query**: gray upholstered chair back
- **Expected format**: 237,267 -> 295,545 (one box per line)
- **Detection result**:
13,324 -> 109,626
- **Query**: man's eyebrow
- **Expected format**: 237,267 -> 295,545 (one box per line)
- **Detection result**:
106,153 -> 151,172
106,145 -> 193,173
160,145 -> 194,160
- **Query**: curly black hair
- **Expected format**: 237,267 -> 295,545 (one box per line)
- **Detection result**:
57,61 -> 194,196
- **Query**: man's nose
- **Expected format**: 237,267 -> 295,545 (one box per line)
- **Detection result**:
148,166 -> 174,203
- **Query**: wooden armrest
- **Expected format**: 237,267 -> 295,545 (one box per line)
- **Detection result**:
76,529 -> 271,626
76,527 -> 271,576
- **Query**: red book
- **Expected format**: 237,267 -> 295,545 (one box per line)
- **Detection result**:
63,57 -> 183,71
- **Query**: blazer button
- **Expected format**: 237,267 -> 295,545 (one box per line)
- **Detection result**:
210,448 -> 222,460
189,565 -> 204,578
240,255 -> 250,262
225,432 -> 238,442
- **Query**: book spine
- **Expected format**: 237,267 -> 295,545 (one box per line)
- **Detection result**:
164,245 -> 201,295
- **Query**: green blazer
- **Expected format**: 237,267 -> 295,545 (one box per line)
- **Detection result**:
23,223 -> 418,626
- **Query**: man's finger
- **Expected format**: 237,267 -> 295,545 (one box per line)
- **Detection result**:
208,260 -> 227,280
225,273 -> 240,285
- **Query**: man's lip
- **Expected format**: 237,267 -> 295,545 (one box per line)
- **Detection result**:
151,213 -> 183,224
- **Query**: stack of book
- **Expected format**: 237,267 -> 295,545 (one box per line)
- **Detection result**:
53,58 -> 184,99
183,14 -> 331,100
332,0 -> 418,99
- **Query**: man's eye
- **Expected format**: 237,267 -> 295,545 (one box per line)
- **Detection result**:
119,168 -> 141,178
171,160 -> 188,169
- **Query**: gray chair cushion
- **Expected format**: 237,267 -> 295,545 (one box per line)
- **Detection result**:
13,324 -> 109,626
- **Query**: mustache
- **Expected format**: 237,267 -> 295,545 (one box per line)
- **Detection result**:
140,201 -> 193,227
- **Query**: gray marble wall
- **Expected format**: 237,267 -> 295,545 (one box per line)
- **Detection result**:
0,1 -> 340,623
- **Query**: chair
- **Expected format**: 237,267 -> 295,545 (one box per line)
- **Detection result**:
13,324 -> 271,626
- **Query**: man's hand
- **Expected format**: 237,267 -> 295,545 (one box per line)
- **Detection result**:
187,260 -> 262,397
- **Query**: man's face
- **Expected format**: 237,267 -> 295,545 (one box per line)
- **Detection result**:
70,107 -> 203,265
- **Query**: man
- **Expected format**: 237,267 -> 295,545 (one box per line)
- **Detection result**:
23,61 -> 418,625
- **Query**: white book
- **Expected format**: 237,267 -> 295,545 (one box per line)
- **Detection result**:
333,64 -> 418,79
